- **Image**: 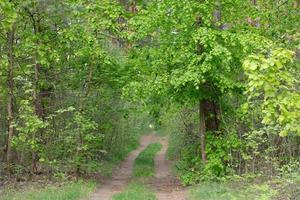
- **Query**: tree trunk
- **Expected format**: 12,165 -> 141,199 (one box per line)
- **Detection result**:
294,0 -> 299,8
199,99 -> 207,163
199,98 -> 221,164
29,8 -> 44,173
33,63 -> 43,117
130,0 -> 137,13
31,62 -> 42,174
6,26 -> 15,164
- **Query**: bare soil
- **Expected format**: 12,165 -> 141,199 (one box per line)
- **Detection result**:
151,136 -> 187,200
87,134 -> 186,200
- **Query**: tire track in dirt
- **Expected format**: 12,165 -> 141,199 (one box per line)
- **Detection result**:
150,136 -> 187,200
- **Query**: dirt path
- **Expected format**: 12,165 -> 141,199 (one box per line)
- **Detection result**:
87,134 -> 161,200
87,134 -> 186,200
151,136 -> 187,200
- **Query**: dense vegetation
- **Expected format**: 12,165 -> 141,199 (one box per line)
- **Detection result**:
0,0 -> 299,199
0,0 -> 151,179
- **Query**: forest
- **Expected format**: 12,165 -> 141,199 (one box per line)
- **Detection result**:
0,0 -> 299,200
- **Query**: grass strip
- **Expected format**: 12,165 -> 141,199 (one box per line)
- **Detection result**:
112,183 -> 157,200
133,142 -> 162,178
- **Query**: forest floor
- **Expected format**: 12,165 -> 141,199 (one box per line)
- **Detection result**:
87,134 -> 187,200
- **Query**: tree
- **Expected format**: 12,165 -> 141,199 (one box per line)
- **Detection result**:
6,24 -> 15,164
0,0 -> 17,164
127,0 -> 259,163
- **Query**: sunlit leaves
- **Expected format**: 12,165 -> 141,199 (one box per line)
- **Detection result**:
127,0 -> 252,105
13,89 -> 48,152
0,0 -> 17,29
244,49 -> 299,136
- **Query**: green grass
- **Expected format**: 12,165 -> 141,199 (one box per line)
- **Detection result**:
188,181 -> 277,200
188,173 -> 300,200
112,183 -> 157,200
0,181 -> 96,200
133,143 -> 162,177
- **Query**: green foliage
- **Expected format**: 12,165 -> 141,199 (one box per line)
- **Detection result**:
112,183 -> 157,200
125,0 -> 276,107
12,81 -> 48,158
0,0 -> 153,178
0,0 -> 17,29
243,48 -> 300,137
176,134 -> 241,185
124,0 -> 299,184
12,99 -> 47,153
133,143 -> 162,178
62,110 -> 100,172
0,0 -> 299,196
204,133 -> 241,178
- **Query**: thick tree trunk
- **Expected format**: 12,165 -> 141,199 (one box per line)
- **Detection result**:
6,27 -> 15,164
130,0 -> 137,13
199,99 -> 207,163
199,98 -> 221,164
